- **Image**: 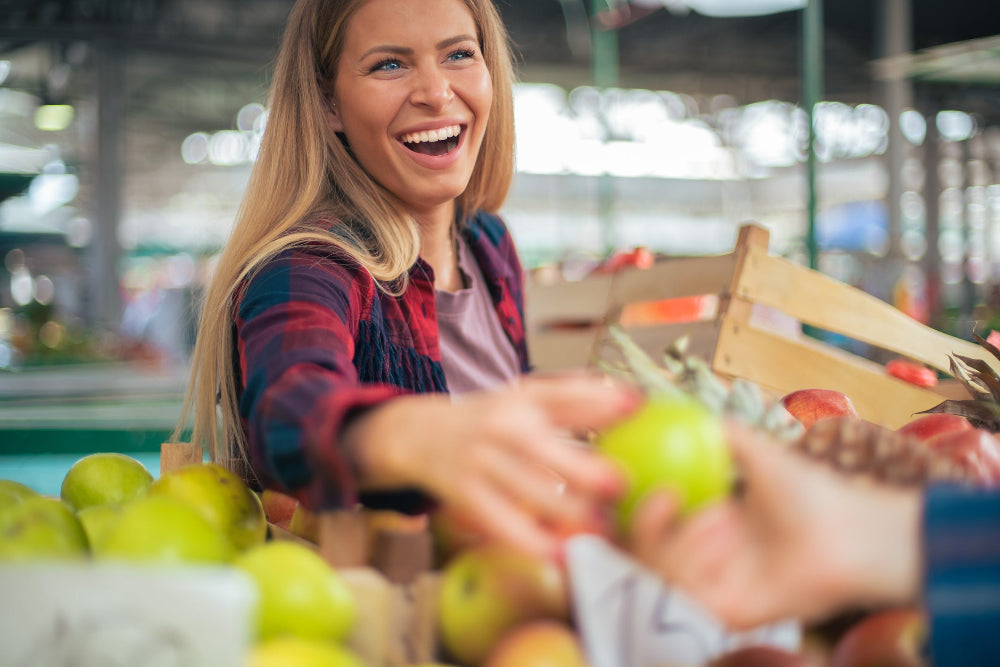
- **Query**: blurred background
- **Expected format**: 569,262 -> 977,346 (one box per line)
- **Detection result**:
1,0 -> 999,487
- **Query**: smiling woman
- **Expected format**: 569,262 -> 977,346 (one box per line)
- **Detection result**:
327,0 -> 494,241
173,0 -> 640,562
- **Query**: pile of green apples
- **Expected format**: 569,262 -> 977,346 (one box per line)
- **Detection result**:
0,454 -> 362,667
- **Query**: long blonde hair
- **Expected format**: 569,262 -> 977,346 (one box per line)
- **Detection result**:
173,0 -> 517,468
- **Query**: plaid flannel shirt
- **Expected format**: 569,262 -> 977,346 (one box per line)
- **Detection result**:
924,484 -> 1000,666
234,210 -> 530,512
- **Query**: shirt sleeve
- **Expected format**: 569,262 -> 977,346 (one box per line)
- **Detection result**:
923,483 -> 1000,666
235,247 -> 399,511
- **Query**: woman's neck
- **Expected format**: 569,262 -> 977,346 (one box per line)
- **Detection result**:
415,204 -> 462,292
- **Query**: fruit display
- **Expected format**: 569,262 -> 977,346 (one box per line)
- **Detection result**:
0,455 -> 361,666
4,325 -> 999,667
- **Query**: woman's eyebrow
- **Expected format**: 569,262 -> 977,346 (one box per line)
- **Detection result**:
359,34 -> 477,60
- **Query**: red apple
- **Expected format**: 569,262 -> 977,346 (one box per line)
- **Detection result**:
260,489 -> 299,526
885,359 -> 938,388
430,506 -> 487,568
830,607 -> 926,667
925,428 -> 1000,484
781,389 -> 859,429
896,413 -> 972,442
710,645 -> 822,667
483,620 -> 586,667
592,246 -> 655,275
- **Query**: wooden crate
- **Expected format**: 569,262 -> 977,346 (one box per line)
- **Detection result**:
526,223 -> 995,429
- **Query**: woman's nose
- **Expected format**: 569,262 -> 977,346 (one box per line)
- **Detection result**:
410,65 -> 454,110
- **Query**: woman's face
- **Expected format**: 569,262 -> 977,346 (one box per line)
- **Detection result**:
330,0 -> 493,219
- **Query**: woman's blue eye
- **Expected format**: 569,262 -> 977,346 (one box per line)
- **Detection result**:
371,58 -> 401,73
448,49 -> 476,62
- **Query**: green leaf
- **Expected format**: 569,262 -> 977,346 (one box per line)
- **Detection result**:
605,325 -> 681,398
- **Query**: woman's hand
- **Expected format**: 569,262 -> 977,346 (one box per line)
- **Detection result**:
628,424 -> 922,629
344,373 -> 641,560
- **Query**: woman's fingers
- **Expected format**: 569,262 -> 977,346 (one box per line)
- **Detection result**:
476,447 -> 573,516
629,489 -> 681,565
470,390 -> 627,502
520,433 -> 626,502
520,373 -> 642,432
454,480 -> 562,561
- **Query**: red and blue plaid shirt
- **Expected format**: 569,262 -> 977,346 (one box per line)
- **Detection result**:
235,210 -> 530,512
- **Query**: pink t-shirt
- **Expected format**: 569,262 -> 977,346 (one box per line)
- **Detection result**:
435,237 -> 521,395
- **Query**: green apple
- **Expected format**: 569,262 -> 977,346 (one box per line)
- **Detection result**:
248,637 -> 366,667
60,452 -> 153,511
0,479 -> 41,500
235,540 -> 357,642
596,393 -> 734,528
92,495 -> 234,564
0,479 -> 39,511
148,462 -> 266,552
438,544 -> 569,667
76,502 -> 124,547
0,496 -> 89,561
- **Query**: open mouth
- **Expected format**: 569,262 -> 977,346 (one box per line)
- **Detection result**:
400,124 -> 462,157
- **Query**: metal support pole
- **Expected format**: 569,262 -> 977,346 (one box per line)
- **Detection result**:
923,108 -> 943,330
591,1 -> 619,256
802,0 -> 823,270
91,35 -> 125,330
879,0 -> 912,261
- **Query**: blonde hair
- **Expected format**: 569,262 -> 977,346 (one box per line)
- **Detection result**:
173,0 -> 517,468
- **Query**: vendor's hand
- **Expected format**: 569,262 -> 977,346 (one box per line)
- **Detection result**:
345,373 -> 641,560
628,424 -> 922,629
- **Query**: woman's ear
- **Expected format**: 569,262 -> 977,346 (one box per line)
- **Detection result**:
328,100 -> 344,133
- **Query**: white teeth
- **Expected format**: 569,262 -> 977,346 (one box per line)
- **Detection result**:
401,125 -> 461,144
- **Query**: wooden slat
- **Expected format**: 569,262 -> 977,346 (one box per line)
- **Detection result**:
524,274 -> 614,326
714,319 -> 949,429
527,327 -> 602,373
317,510 -> 370,569
736,246 -> 995,373
608,253 -> 737,307
160,442 -> 203,474
342,569 -> 441,667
